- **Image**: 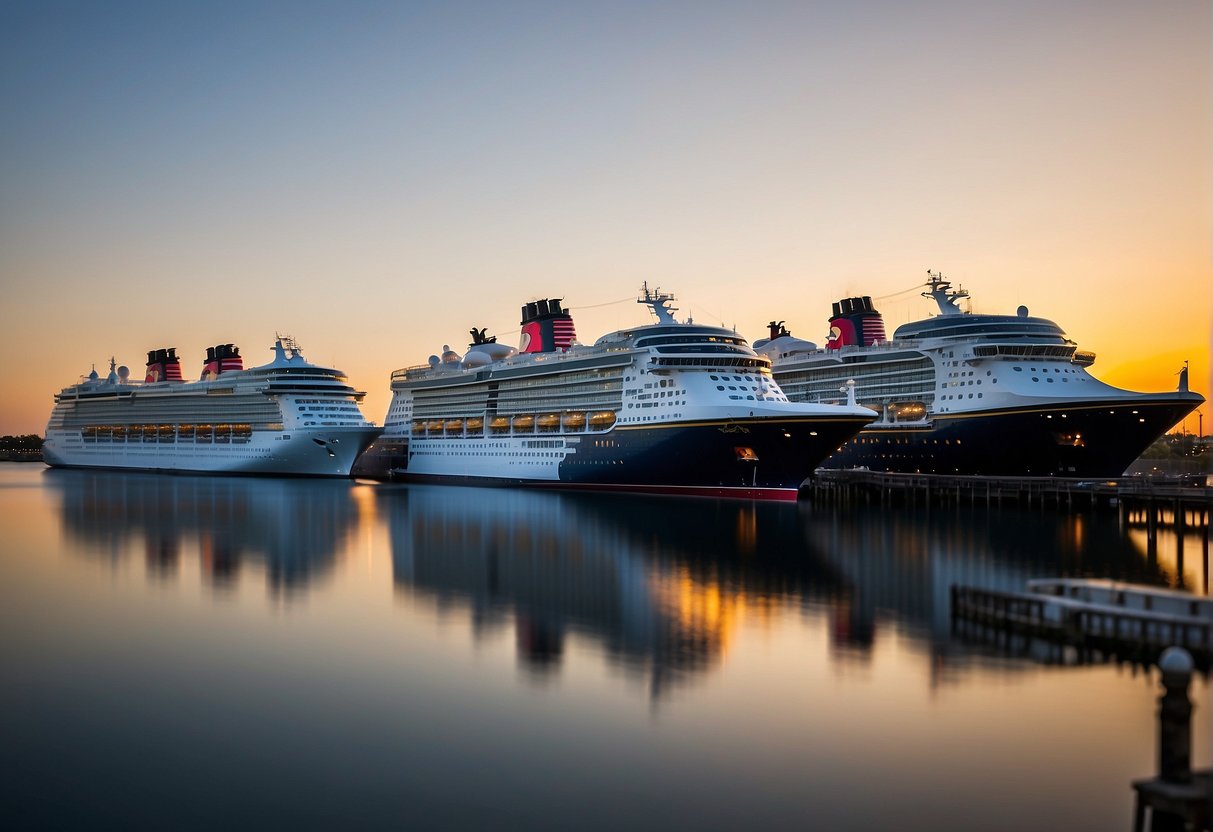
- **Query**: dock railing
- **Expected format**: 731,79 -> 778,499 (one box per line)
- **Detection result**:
951,585 -> 1212,661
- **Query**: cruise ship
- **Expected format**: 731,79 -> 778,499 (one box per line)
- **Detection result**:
43,338 -> 380,476
753,273 -> 1203,476
353,287 -> 875,499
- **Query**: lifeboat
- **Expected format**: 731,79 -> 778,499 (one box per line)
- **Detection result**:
561,412 -> 586,431
444,419 -> 464,434
511,414 -> 535,433
425,420 -> 444,435
588,411 -> 616,430
537,413 -> 560,433
465,417 -> 484,435
411,420 -> 425,436
489,416 -> 510,435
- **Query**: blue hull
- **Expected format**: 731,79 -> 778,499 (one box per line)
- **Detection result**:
825,396 -> 1201,476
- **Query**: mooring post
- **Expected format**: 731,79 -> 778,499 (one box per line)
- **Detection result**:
1131,647 -> 1202,832
1158,647 -> 1193,786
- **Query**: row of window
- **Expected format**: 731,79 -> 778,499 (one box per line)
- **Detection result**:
80,423 -> 257,443
411,412 -> 618,438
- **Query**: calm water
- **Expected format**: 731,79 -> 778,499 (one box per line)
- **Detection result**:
1,463 -> 1208,831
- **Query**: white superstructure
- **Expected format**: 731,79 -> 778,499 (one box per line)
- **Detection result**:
44,338 -> 380,476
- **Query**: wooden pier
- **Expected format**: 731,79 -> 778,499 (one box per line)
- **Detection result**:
808,469 -> 1210,515
951,581 -> 1213,667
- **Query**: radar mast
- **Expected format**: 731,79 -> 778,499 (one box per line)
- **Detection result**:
638,282 -> 680,324
923,270 -> 969,316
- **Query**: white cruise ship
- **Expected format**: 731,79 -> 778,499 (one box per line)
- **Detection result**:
353,287 -> 875,500
44,338 -> 380,476
753,273 -> 1203,476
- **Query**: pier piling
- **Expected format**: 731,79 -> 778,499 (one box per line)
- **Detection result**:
1131,647 -> 1209,832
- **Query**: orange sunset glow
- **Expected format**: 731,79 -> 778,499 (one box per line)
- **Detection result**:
1,2 -> 1208,436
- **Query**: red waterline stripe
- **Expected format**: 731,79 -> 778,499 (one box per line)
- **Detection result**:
538,482 -> 800,501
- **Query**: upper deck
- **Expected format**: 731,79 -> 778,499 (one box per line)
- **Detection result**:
892,313 -> 1069,344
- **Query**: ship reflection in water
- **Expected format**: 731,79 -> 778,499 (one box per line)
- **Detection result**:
381,484 -> 1186,694
382,487 -> 847,695
46,468 -> 361,594
6,464 -> 1207,832
44,469 -> 1194,686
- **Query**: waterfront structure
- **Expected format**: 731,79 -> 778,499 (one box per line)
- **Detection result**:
754,273 -> 1204,476
354,286 -> 875,499
43,338 -> 380,476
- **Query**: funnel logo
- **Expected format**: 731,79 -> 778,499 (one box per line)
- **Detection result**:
826,318 -> 856,351
520,321 -> 544,353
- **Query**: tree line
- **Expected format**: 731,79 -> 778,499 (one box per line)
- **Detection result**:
0,435 -> 43,452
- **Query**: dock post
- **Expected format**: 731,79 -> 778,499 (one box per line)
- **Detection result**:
1159,647 -> 1193,780
1131,647 -> 1201,832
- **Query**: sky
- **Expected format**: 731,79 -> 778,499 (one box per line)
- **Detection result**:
1,0 -> 1209,435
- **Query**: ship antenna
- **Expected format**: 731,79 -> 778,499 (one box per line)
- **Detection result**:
638,281 -> 680,324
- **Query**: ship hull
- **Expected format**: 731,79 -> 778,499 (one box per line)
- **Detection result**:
351,436 -> 410,479
823,395 -> 1200,476
43,427 -> 380,477
384,415 -> 870,499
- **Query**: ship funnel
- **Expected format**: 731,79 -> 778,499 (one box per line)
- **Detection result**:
827,296 -> 886,351
146,346 -> 183,382
203,343 -> 244,379
519,297 -> 576,354
219,344 -> 242,374
767,321 -> 791,341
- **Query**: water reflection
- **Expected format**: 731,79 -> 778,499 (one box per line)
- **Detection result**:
382,487 -> 849,695
803,505 -> 1187,676
45,468 -> 1195,687
46,469 -> 361,594
381,485 -> 1183,693
806,505 -> 1176,643
11,465 -> 1207,832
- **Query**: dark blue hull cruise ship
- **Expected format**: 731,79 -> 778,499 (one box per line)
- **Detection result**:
754,272 -> 1202,477
354,286 -> 875,500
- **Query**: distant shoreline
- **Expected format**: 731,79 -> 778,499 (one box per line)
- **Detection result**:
0,453 -> 43,463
